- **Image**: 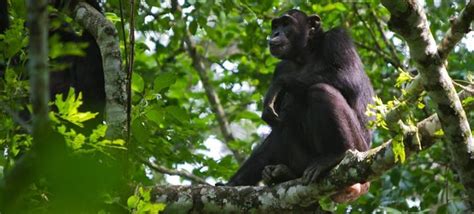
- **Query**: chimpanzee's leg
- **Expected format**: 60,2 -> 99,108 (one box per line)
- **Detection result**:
225,128 -> 286,186
301,83 -> 368,184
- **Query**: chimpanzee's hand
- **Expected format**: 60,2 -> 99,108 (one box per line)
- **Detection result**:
302,163 -> 323,185
262,164 -> 296,185
262,105 -> 280,127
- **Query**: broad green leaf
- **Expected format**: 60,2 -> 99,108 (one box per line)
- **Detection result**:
154,72 -> 177,92
89,125 -> 108,142
131,119 -> 150,143
165,106 -> 189,123
132,73 -> 145,93
189,20 -> 198,35
53,88 -> 98,127
462,96 -> 474,106
127,195 -> 139,209
151,203 -> 166,213
146,107 -> 165,125
105,12 -> 121,23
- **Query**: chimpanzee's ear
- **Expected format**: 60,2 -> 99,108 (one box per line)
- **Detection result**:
307,15 -> 321,37
307,15 -> 321,28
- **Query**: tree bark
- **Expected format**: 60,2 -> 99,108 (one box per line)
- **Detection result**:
73,2 -> 128,139
381,0 -> 474,208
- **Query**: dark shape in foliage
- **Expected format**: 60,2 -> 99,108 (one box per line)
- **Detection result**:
0,0 -> 105,125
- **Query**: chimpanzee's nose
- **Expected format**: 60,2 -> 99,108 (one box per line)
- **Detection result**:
272,32 -> 280,38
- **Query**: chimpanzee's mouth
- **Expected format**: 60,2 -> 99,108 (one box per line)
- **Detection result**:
270,44 -> 285,50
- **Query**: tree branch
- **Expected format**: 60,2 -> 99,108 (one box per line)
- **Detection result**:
171,1 -> 245,164
138,157 -> 209,185
150,111 -> 444,212
352,5 -> 385,58
354,41 -> 401,68
73,2 -> 128,139
0,102 -> 32,133
438,0 -> 474,60
365,4 -> 403,69
182,32 -> 245,164
381,0 -> 474,208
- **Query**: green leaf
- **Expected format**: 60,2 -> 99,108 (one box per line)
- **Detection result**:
131,119 -> 150,143
71,134 -> 86,149
165,106 -> 189,124
105,12 -> 121,23
395,69 -> 413,88
462,96 -> 474,106
132,73 -> 145,93
1,19 -> 27,58
53,88 -> 98,127
151,203 -> 166,213
189,20 -> 198,35
392,135 -> 406,163
154,72 -> 177,92
127,195 -> 139,209
434,129 -> 444,137
89,125 -> 108,142
146,107 -> 165,125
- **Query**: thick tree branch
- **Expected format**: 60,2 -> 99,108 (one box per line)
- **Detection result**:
150,111 -> 444,212
381,0 -> 474,208
438,0 -> 474,60
73,2 -> 128,139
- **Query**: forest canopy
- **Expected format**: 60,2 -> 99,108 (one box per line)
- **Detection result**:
0,0 -> 473,213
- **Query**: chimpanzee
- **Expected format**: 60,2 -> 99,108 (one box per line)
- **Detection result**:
0,0 -> 105,125
223,9 -> 374,202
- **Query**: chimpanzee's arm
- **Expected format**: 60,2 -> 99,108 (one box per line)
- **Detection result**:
262,82 -> 282,127
262,61 -> 296,126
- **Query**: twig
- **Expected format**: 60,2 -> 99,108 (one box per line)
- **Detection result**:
127,0 -> 136,142
118,0 -> 128,68
0,103 -> 32,133
453,80 -> 474,94
352,4 -> 384,54
138,157 -> 209,185
354,41 -> 400,68
171,0 -> 245,164
365,4 -> 403,69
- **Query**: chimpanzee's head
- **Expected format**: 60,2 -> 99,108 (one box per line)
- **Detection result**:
269,9 -> 321,59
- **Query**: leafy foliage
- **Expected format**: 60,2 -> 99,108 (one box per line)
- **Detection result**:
0,0 -> 473,212
127,187 -> 166,214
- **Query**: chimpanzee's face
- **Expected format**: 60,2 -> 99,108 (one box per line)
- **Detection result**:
269,14 -> 300,59
269,11 -> 321,60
